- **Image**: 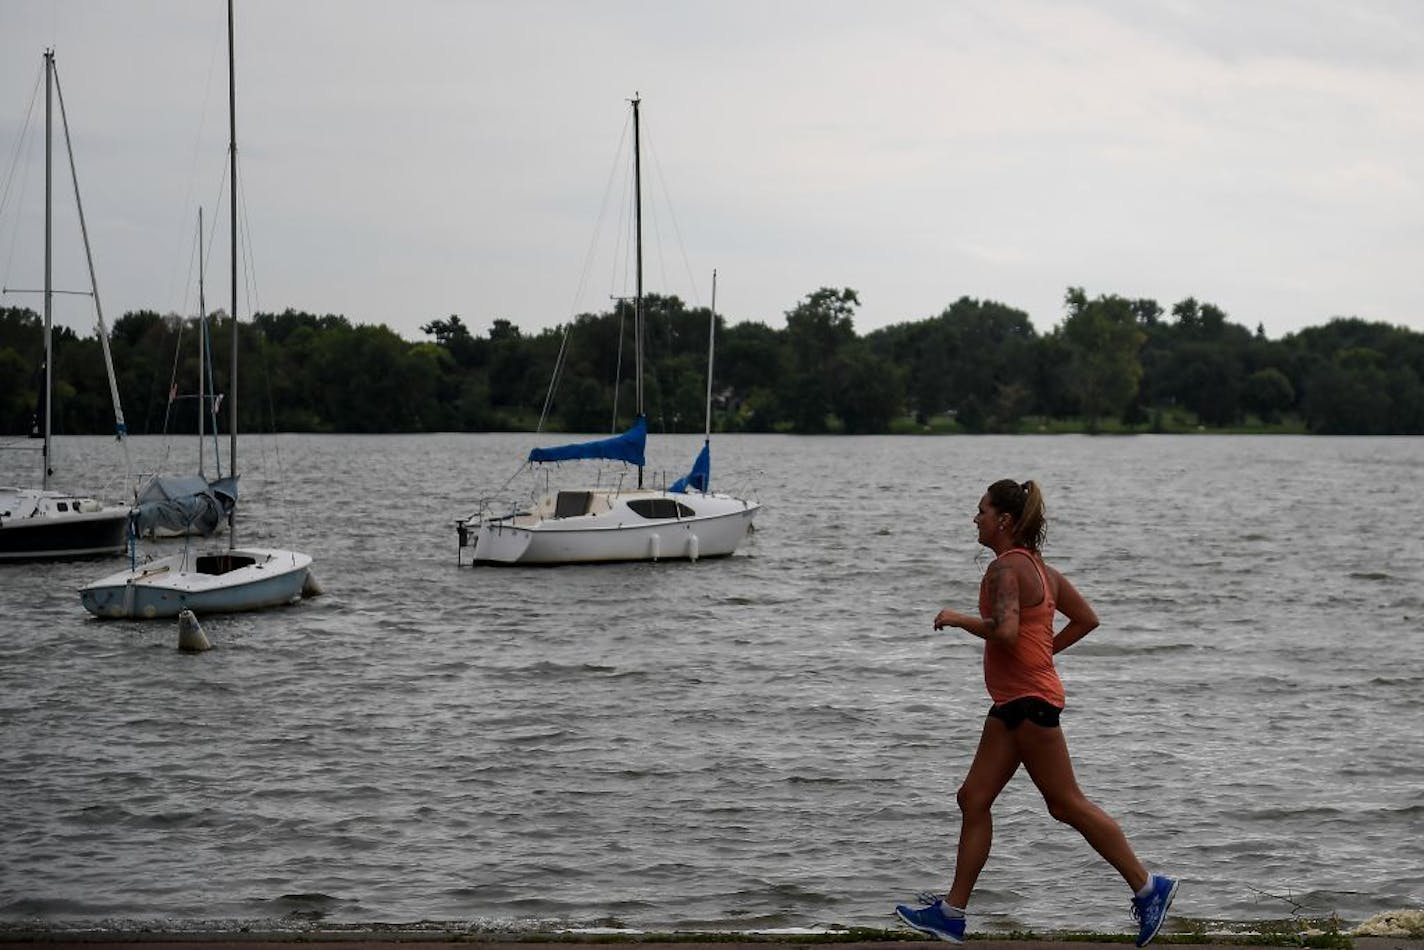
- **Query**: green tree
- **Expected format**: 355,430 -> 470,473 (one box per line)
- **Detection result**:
1242,367 -> 1295,424
0,307 -> 43,435
831,343 -> 903,433
1386,365 -> 1424,434
488,320 -> 535,413
1178,343 -> 1243,427
421,314 -> 485,369
780,288 -> 859,432
1056,288 -> 1145,429
868,296 -> 1036,430
110,310 -> 221,437
557,375 -> 611,433
0,306 -> 42,356
991,381 -> 1033,432
1303,347 -> 1391,434
718,321 -> 783,419
0,347 -> 33,433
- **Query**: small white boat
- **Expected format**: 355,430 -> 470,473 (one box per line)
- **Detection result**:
80,547 -> 312,619
79,0 -> 313,618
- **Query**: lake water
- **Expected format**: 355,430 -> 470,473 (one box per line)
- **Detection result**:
1,432 -> 1421,937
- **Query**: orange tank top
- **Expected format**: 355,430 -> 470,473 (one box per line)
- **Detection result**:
978,548 -> 1065,707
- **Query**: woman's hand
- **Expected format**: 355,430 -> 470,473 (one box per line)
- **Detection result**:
934,608 -> 972,631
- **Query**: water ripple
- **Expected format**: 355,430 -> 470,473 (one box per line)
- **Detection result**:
3,434 -> 1423,934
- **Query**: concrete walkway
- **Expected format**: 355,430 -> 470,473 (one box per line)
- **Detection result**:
2,936 -> 1422,950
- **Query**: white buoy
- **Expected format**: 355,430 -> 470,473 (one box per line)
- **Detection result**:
177,609 -> 211,653
302,570 -> 324,598
687,534 -> 700,562
649,533 -> 661,561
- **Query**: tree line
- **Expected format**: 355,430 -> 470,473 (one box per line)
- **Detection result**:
2,286 -> 1422,437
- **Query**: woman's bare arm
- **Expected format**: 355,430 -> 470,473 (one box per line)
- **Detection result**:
934,559 -> 1020,647
1049,567 -> 1099,654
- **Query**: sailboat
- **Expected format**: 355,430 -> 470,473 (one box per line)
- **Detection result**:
455,97 -> 759,566
79,0 -> 313,618
0,50 -> 130,562
130,208 -> 238,539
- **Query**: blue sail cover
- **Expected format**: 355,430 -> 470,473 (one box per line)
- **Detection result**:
670,440 -> 711,494
528,415 -> 646,467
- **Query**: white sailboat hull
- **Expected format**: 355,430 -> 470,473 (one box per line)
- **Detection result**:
466,490 -> 758,565
80,547 -> 313,619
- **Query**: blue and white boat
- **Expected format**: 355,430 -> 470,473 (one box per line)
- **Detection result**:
458,416 -> 758,566
456,98 -> 758,566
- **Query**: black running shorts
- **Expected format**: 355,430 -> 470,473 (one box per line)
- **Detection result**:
987,696 -> 1063,730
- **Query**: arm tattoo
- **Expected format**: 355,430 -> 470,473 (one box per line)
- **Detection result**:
990,561 -> 1020,639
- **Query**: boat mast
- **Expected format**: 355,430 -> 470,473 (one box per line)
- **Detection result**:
42,51 -> 52,490
226,0 -> 238,544
197,208 -> 206,477
705,269 -> 716,439
632,94 -> 643,488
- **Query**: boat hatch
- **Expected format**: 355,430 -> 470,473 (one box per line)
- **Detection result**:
627,498 -> 695,520
554,491 -> 593,518
196,553 -> 259,575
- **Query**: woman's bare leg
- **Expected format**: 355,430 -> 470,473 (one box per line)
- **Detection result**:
1013,721 -> 1149,892
946,716 -> 1022,908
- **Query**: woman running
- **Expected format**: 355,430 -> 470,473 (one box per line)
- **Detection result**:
893,478 -> 1177,946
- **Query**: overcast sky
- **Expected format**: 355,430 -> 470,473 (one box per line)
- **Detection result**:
2,0 -> 1421,345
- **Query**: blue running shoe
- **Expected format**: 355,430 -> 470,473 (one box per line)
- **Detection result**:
894,897 -> 966,943
1131,874 -> 1179,947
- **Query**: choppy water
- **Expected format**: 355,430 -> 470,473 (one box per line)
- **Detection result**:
1,433 -> 1421,936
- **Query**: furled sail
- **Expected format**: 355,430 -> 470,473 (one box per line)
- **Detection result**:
528,415 -> 646,467
130,474 -> 238,538
669,440 -> 710,494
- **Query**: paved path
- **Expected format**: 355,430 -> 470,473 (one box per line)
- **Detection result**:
2,937 -> 1422,950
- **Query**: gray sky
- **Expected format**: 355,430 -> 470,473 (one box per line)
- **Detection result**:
2,0 -> 1421,344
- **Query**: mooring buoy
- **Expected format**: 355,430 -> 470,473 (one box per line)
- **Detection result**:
177,609 -> 211,652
